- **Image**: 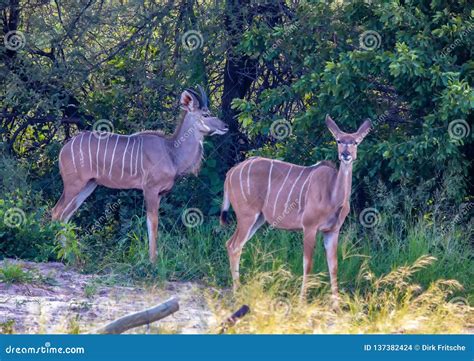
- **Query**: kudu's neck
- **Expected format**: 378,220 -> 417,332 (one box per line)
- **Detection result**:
332,161 -> 353,206
169,116 -> 204,176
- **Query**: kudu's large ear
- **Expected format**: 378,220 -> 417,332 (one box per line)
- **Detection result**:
325,114 -> 342,139
180,90 -> 200,113
355,119 -> 372,143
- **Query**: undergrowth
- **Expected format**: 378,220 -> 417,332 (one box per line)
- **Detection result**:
208,255 -> 473,334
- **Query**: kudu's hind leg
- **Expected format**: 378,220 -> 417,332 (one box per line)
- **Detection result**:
300,226 -> 318,300
226,213 -> 265,292
225,229 -> 240,290
52,179 -> 97,222
323,231 -> 340,309
52,193 -> 66,221
144,189 -> 161,264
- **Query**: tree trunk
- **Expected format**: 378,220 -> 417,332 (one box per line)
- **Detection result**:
220,0 -> 256,166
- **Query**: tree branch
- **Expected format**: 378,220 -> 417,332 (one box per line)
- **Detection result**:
94,298 -> 179,334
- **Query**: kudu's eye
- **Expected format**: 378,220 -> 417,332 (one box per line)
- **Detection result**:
337,140 -> 341,144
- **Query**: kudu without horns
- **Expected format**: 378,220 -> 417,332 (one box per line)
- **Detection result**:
52,87 -> 228,263
220,115 -> 371,305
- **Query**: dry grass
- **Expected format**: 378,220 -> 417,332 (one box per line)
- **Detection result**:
208,255 -> 473,334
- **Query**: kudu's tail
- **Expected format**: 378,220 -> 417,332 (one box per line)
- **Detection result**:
220,177 -> 231,226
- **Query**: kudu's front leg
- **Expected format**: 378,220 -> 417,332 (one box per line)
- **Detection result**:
144,189 -> 161,264
300,226 -> 318,300
323,231 -> 340,309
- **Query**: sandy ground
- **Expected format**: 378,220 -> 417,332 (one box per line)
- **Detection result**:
0,259 -> 217,334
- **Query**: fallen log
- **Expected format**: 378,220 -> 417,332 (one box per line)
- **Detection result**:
95,297 -> 179,334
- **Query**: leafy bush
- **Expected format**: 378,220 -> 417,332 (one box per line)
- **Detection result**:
0,262 -> 34,284
0,170 -> 61,261
0,2 -> 471,321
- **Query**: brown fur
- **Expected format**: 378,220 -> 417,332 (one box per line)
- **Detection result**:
52,89 -> 228,263
221,115 -> 372,306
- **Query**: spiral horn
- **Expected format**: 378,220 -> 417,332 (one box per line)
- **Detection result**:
197,85 -> 209,110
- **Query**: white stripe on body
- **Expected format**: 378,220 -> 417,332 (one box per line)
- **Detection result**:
109,135 -> 120,178
58,142 -> 65,168
239,162 -> 249,202
79,133 -> 85,167
121,136 -> 130,179
102,134 -> 110,175
96,135 -> 101,177
298,171 -> 312,213
303,171 -> 316,213
273,165 -> 292,217
140,137 -> 146,176
284,168 -> 305,212
264,160 -> 274,208
134,136 -> 140,176
246,158 -> 256,196
88,132 -> 93,172
129,138 -> 136,177
227,166 -> 239,201
70,136 -> 78,173
298,162 -> 321,212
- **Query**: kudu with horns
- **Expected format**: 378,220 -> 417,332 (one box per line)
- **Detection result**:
52,87 -> 228,263
220,115 -> 371,305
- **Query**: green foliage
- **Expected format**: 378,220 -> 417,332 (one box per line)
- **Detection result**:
54,223 -> 83,267
0,1 -> 472,326
83,281 -> 98,299
0,262 -> 34,284
234,0 -> 472,206
0,153 -> 62,260
0,320 -> 15,334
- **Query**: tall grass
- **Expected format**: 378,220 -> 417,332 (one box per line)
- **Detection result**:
2,151 -> 472,333
71,210 -> 473,309
207,255 -> 473,334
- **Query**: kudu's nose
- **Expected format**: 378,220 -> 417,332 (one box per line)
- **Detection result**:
341,150 -> 352,161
